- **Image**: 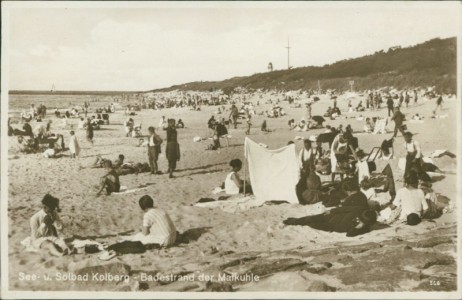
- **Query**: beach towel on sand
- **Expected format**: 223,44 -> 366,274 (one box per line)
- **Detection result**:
245,138 -> 299,204
194,195 -> 266,213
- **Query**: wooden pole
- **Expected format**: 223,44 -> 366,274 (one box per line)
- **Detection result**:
243,148 -> 247,196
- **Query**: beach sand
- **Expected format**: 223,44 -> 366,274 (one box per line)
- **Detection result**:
7,92 -> 458,291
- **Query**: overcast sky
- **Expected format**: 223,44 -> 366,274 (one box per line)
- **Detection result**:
4,1 -> 460,91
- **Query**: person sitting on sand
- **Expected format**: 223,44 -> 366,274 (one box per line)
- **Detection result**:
364,118 -> 375,133
30,194 -> 72,256
356,101 -> 365,112
121,195 -> 177,247
389,170 -> 428,225
95,160 -> 120,196
284,179 -> 376,237
224,159 -> 252,195
12,136 -> 35,153
176,119 -> 185,129
13,121 -> 34,138
324,106 -> 333,117
299,165 -> 328,205
288,119 -> 296,130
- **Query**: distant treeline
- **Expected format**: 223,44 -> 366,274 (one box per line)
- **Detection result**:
152,37 -> 457,94
9,90 -> 142,96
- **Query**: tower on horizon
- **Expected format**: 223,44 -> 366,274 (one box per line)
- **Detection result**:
285,38 -> 292,70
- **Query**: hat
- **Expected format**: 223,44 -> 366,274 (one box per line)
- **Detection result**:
359,210 -> 377,225
309,135 -> 317,142
404,131 -> 413,137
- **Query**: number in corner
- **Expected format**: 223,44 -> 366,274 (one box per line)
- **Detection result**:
429,280 -> 441,286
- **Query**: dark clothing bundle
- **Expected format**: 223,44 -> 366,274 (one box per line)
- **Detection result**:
108,241 -> 149,254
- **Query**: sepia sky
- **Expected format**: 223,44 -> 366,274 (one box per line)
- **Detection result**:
4,1 -> 461,91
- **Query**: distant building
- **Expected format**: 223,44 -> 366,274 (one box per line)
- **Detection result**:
268,62 -> 273,72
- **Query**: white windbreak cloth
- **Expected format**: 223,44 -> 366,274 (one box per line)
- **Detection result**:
244,137 -> 300,204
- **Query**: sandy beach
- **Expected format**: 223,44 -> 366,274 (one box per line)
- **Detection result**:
6,91 -> 458,292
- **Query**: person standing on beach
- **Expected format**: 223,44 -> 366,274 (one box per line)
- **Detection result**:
165,119 -> 180,179
85,118 -> 94,145
230,104 -> 239,129
386,95 -> 394,117
391,107 -> 405,138
69,131 -> 80,158
147,126 -> 163,175
435,95 -> 444,113
306,102 -> 312,120
245,113 -> 252,135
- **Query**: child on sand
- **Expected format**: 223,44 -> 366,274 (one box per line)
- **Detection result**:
30,194 -> 72,256
224,159 -> 252,195
68,131 -> 80,158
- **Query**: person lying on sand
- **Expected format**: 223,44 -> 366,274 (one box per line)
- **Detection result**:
223,159 -> 252,195
30,194 -> 73,256
42,144 -> 61,158
95,160 -> 120,196
284,179 -> 377,237
91,154 -> 125,168
121,195 -> 177,247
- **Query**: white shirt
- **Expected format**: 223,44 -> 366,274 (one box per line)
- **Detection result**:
143,208 -> 177,247
361,188 -> 376,200
392,187 -> 428,221
405,140 -> 422,158
43,148 -> 56,158
148,135 -> 155,146
225,172 -> 240,195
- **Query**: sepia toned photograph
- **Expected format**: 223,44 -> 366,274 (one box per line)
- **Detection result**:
1,1 -> 461,299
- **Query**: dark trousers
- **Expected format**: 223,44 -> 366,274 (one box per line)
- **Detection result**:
147,146 -> 159,173
392,123 -> 405,138
387,107 -> 393,117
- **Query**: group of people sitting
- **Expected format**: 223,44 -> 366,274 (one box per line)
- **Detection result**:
28,193 -> 178,258
9,118 -> 66,155
324,106 -> 341,118
264,106 -> 286,118
363,117 -> 388,134
289,116 -> 325,131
